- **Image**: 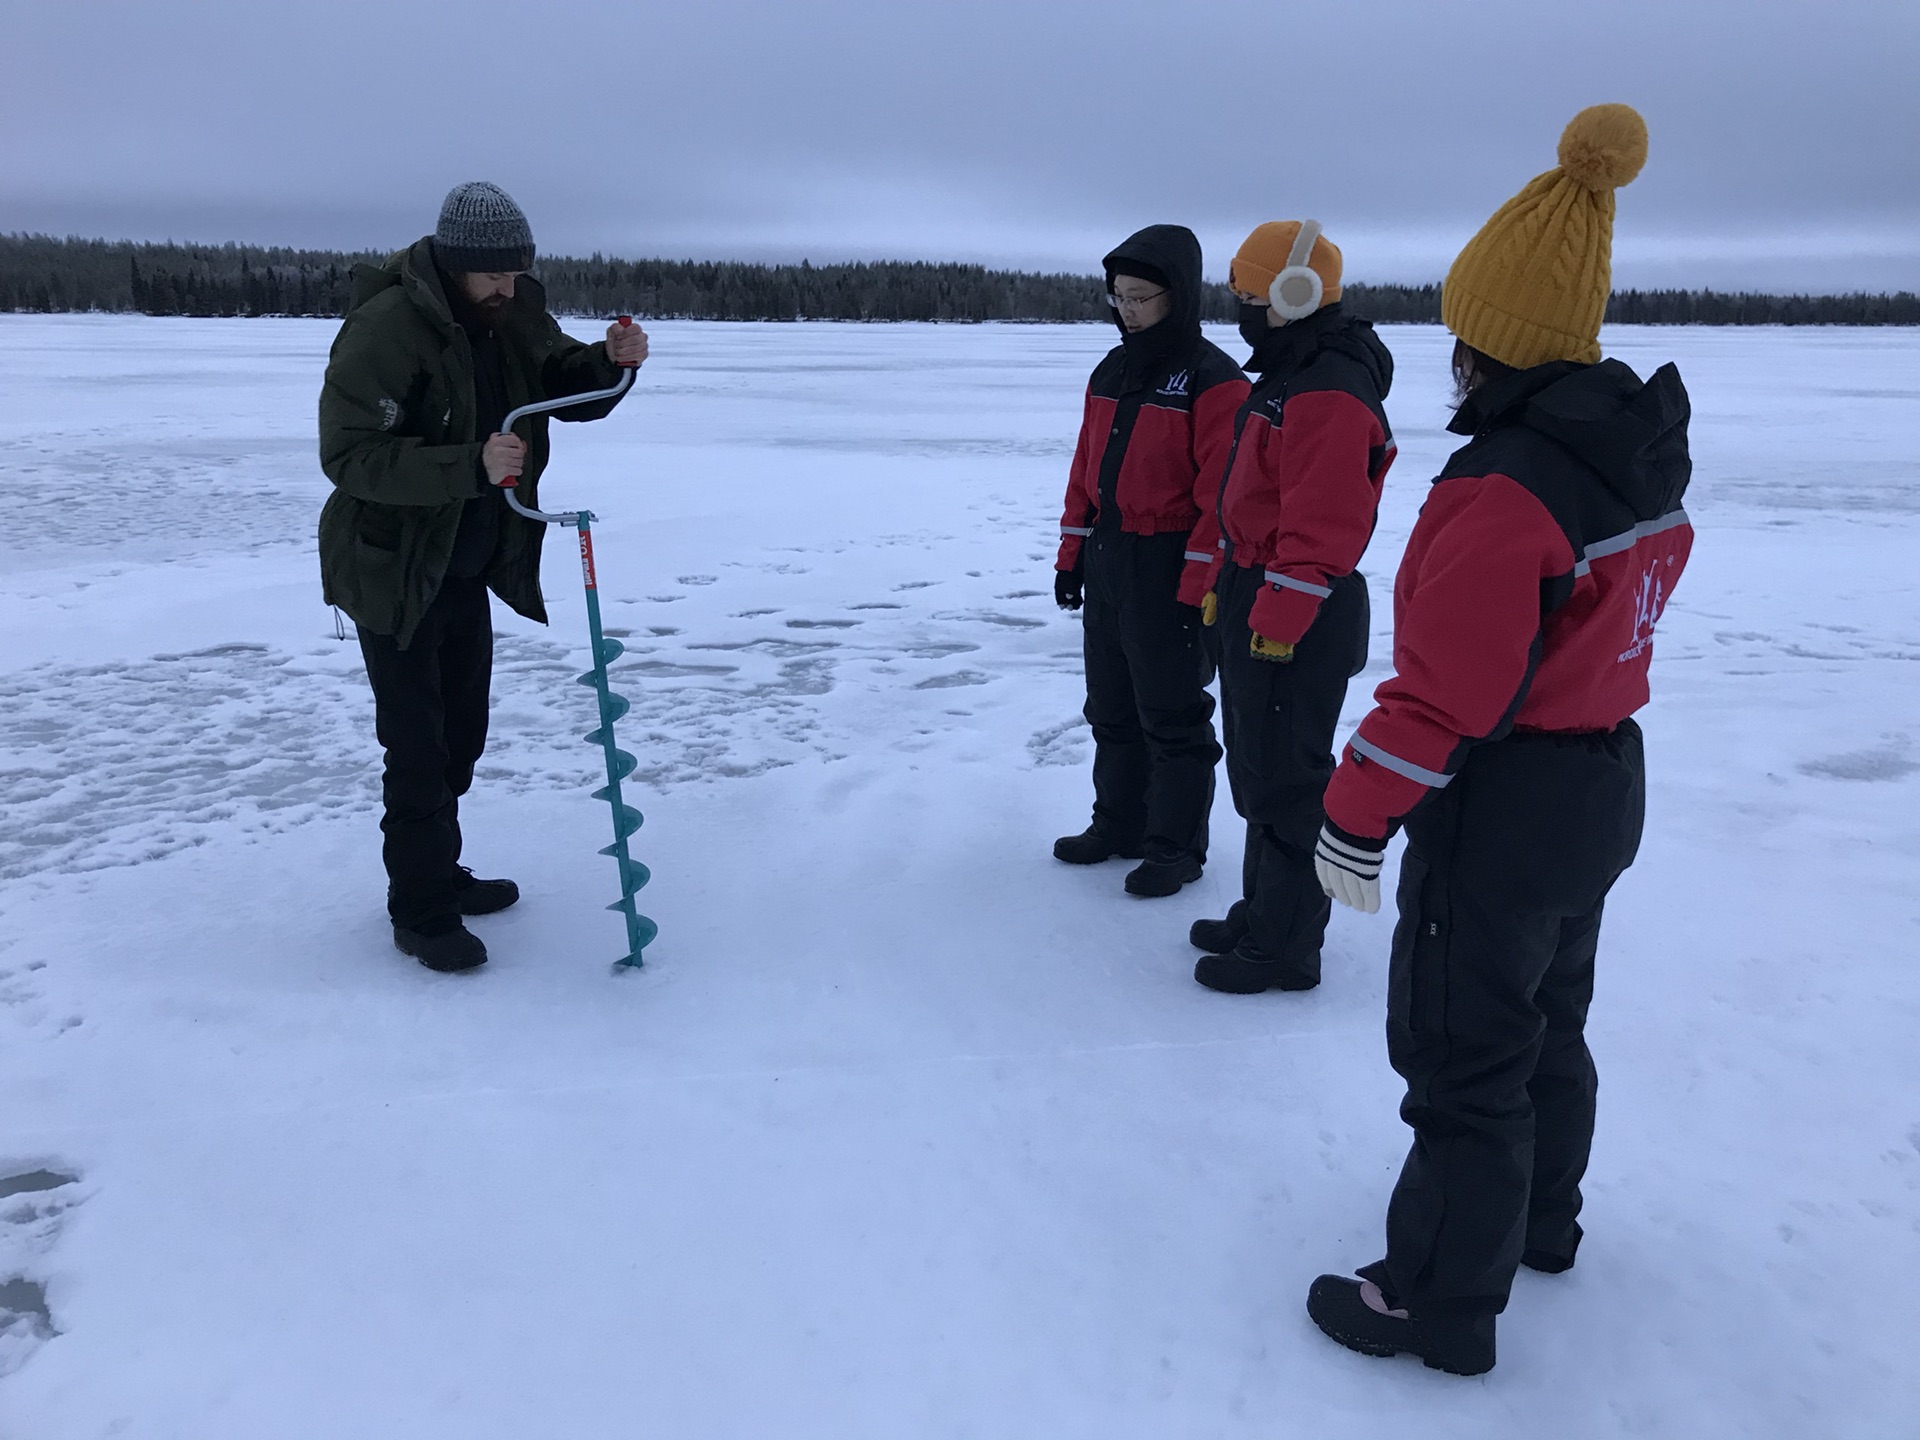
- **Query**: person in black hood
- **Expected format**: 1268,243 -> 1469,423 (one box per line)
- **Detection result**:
1053,225 -> 1248,897
1182,220 -> 1397,995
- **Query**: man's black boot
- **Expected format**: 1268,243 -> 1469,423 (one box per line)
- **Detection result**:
393,919 -> 489,973
1124,852 -> 1203,898
1193,942 -> 1317,994
1306,1274 -> 1495,1377
1053,828 -> 1145,865
453,865 -> 520,916
1189,901 -> 1249,954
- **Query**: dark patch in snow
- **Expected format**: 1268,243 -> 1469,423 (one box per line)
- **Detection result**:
913,671 -> 990,690
935,610 -> 1045,631
1798,746 -> 1920,781
0,1171 -> 76,1202
0,1278 -> 54,1341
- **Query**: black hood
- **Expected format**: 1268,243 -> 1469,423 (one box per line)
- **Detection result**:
1453,358 -> 1691,520
1244,302 -> 1394,400
1103,224 -> 1204,387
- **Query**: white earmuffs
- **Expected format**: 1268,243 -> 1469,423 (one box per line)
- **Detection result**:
1267,219 -> 1326,321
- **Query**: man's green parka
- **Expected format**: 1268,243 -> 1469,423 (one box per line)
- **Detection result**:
318,238 -> 626,648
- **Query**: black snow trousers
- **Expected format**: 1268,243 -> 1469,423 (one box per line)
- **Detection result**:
1216,559 -> 1369,984
1080,529 -> 1221,863
1365,720 -> 1645,1317
356,575 -> 494,933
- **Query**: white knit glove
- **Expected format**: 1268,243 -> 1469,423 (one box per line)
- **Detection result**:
1315,825 -> 1385,914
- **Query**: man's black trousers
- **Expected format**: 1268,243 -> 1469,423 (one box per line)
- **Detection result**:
1371,721 -> 1645,1317
1080,530 -> 1221,863
1216,560 -> 1368,984
356,576 -> 493,933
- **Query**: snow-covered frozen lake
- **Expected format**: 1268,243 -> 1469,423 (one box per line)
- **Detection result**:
1,315 -> 1915,1436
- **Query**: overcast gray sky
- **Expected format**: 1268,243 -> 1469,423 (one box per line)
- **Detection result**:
5,0 -> 1916,290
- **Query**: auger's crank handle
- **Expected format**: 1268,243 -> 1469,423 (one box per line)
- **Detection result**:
498,316 -> 639,526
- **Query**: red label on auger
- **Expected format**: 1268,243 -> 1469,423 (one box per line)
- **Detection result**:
579,531 -> 598,590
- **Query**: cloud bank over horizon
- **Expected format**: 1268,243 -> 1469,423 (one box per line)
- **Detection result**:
5,0 -> 1916,292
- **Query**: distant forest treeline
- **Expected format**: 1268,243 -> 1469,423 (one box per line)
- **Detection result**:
3,233 -> 1916,326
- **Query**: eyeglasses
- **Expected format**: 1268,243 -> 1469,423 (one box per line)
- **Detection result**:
1107,288 -> 1167,312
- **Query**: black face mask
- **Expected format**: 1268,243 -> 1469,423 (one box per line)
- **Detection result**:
1237,301 -> 1272,349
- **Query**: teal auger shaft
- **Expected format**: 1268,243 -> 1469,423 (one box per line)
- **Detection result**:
494,322 -> 654,969
574,514 -> 658,967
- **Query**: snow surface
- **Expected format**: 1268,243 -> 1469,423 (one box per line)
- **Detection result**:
0,315 -> 1915,1437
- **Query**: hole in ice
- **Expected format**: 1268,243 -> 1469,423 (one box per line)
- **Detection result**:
152,643 -> 271,661
732,608 -> 782,618
1797,747 -> 1920,782
0,1278 -> 54,1340
914,671 -> 990,690
676,575 -> 719,586
893,581 -> 939,591
936,610 -> 1045,630
626,661 -> 740,678
0,1169 -> 77,1201
848,603 -> 905,611
996,590 -> 1045,600
786,619 -> 861,630
901,643 -> 978,658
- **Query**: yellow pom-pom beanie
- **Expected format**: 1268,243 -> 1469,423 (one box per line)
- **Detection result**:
1441,104 -> 1648,369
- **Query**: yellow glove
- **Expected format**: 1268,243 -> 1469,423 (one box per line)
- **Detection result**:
1250,632 -> 1295,664
1200,591 -> 1218,627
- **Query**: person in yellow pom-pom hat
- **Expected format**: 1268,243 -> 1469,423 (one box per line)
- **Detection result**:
1301,105 -> 1699,1375
1182,217 -> 1398,998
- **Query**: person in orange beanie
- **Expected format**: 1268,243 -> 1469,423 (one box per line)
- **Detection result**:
1304,104 -> 1695,1376
1183,219 -> 1397,994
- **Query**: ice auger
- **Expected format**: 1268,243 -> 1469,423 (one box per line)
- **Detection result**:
497,317 -> 655,968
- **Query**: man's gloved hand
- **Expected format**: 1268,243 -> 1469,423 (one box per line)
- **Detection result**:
1055,570 -> 1084,611
1201,591 -> 1218,627
1315,824 -> 1385,914
1250,632 -> 1294,663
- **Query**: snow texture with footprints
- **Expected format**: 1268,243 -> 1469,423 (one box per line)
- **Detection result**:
0,316 -> 1914,1436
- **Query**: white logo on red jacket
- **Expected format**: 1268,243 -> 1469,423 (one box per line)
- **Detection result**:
1619,559 -> 1673,663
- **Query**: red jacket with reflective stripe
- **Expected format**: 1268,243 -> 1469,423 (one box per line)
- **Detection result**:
1199,308 -> 1396,644
1058,340 -> 1247,603
1325,358 -> 1695,841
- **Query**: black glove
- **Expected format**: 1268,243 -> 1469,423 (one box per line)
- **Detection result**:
1054,569 -> 1084,611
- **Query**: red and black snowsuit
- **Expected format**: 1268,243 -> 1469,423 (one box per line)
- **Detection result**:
1056,225 -> 1248,864
1326,357 -> 1694,1319
1203,305 -> 1395,985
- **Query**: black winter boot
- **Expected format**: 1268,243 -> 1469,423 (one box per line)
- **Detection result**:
1193,942 -> 1317,994
453,866 -> 520,916
393,920 -> 489,973
1124,852 -> 1202,897
1306,1274 -> 1495,1376
1053,828 -> 1145,865
1188,901 -> 1249,954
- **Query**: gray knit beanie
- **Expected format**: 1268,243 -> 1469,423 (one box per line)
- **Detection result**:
433,181 -> 535,273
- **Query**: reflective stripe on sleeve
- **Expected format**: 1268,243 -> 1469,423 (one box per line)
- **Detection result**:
1350,735 -> 1454,789
1573,508 -> 1691,578
1184,550 -> 1213,564
1061,526 -> 1094,538
1263,569 -> 1333,599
